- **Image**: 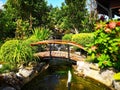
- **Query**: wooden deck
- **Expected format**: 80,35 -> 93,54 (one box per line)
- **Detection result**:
34,51 -> 85,61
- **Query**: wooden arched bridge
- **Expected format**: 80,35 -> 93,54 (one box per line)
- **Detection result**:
31,40 -> 87,64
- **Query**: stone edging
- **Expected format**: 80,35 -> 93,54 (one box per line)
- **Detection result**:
74,61 -> 120,90
0,61 -> 120,90
0,62 -> 49,90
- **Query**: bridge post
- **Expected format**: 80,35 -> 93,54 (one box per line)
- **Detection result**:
67,44 -> 70,61
49,43 -> 52,60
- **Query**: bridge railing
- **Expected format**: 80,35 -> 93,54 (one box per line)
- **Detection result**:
31,40 -> 87,61
31,40 -> 85,51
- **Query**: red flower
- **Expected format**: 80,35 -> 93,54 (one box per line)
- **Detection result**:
116,22 -> 120,26
108,21 -> 116,29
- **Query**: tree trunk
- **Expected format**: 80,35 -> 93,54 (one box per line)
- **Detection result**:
73,25 -> 79,34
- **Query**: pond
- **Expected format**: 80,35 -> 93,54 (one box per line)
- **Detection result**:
21,59 -> 112,90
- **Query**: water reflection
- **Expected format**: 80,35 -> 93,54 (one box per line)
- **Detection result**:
22,65 -> 111,90
38,75 -> 59,90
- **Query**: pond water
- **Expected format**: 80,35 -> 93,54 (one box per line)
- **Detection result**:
21,60 -> 112,90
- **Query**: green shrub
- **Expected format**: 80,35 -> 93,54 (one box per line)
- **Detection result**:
87,21 -> 120,69
72,33 -> 94,47
62,33 -> 73,41
62,33 -> 94,47
0,42 -> 2,48
23,36 -> 39,53
15,19 -> 30,39
0,63 -> 14,73
113,72 -> 120,80
0,40 -> 34,68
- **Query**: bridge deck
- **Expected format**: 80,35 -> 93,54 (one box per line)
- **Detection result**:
34,51 -> 85,61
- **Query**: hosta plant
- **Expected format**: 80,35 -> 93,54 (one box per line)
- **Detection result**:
88,20 -> 120,69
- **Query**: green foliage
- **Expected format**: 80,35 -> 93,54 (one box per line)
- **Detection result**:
0,0 -> 50,40
0,63 -> 14,73
5,0 -> 50,25
23,36 -> 39,54
0,41 -> 3,47
88,21 -> 120,69
72,33 -> 94,47
113,72 -> 120,80
0,27 -> 51,70
81,15 -> 96,32
48,1 -> 93,34
32,27 -> 51,41
0,8 -> 16,39
47,5 -> 72,36
15,19 -> 30,39
97,54 -> 112,68
0,40 -> 34,68
65,0 -> 88,33
63,33 -> 94,47
62,33 -> 73,41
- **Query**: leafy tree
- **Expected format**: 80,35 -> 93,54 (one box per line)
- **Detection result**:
47,3 -> 72,39
0,0 -> 51,40
86,0 -> 98,32
6,0 -> 50,27
0,5 -> 16,40
47,6 -> 64,39
15,19 -> 30,39
65,0 -> 88,33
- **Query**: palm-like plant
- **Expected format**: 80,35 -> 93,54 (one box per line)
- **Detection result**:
32,27 -> 51,41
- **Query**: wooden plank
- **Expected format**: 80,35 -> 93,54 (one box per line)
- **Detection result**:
33,51 -> 85,61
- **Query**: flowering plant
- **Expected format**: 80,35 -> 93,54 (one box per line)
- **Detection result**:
88,20 -> 120,69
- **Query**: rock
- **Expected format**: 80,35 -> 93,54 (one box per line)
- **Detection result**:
18,68 -> 33,78
0,64 -> 3,68
100,70 -> 115,86
89,63 -> 100,70
2,87 -> 16,90
76,61 -> 116,87
3,72 -> 22,90
28,61 -> 37,67
0,62 -> 49,90
113,80 -> 120,90
76,61 -> 90,71
0,74 -> 5,84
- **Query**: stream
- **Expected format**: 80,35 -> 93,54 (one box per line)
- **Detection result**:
21,59 -> 111,90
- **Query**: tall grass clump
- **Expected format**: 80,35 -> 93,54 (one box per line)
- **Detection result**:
31,27 -> 51,41
0,40 -> 34,68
